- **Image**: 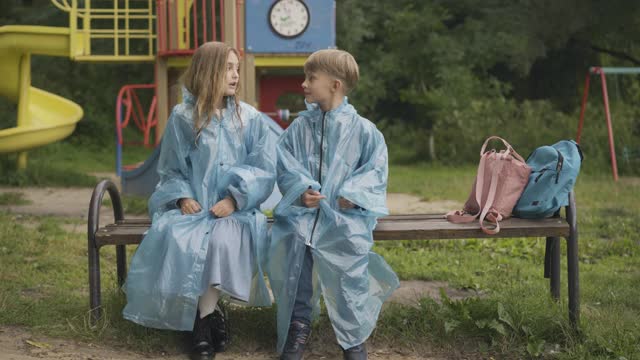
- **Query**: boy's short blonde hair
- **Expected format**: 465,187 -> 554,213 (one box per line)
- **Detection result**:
304,49 -> 359,93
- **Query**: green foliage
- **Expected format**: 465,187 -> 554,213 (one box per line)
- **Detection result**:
3,0 -> 640,170
29,58 -> 154,148
336,0 -> 640,169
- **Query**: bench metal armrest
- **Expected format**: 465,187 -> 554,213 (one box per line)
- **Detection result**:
88,180 -> 125,248
87,179 -> 125,322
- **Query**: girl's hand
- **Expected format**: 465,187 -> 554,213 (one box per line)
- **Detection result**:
179,198 -> 202,215
210,196 -> 236,217
301,189 -> 325,208
338,197 -> 356,209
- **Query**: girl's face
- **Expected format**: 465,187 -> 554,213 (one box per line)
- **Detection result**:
224,51 -> 240,96
301,71 -> 337,105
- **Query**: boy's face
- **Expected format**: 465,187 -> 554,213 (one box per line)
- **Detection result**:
301,71 -> 341,105
224,51 -> 240,96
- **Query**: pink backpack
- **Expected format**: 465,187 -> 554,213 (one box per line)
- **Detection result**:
446,136 -> 531,234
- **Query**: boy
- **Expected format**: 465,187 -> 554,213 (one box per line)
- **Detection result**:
268,49 -> 399,360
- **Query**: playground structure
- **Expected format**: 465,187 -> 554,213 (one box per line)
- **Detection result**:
576,66 -> 640,182
0,26 -> 84,169
0,0 -> 335,198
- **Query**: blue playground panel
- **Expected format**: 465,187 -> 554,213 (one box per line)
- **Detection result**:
245,0 -> 336,53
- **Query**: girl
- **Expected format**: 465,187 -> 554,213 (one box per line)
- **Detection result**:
123,41 -> 276,360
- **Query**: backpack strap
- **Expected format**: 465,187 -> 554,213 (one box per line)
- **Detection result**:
447,149 -> 491,224
446,151 -> 506,234
478,152 -> 506,235
446,150 -> 490,223
481,136 -> 527,163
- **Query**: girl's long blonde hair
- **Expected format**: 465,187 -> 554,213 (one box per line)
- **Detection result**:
180,41 -> 242,142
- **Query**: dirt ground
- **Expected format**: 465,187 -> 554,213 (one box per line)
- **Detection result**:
0,325 -> 453,359
0,185 -> 468,359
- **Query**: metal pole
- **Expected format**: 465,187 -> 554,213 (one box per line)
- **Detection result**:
576,73 -> 591,144
599,71 -> 619,181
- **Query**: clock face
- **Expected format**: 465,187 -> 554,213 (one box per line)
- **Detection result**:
268,0 -> 310,39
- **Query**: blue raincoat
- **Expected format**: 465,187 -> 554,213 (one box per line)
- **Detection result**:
123,89 -> 276,331
267,97 -> 399,351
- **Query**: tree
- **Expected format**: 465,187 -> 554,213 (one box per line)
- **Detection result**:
335,0 -> 640,161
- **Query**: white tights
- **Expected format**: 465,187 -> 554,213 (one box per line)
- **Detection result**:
198,287 -> 221,318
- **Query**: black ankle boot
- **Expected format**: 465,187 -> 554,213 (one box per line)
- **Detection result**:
342,343 -> 367,360
280,320 -> 311,360
191,311 -> 215,360
210,303 -> 230,352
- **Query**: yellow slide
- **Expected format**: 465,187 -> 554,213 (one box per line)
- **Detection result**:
0,25 -> 83,168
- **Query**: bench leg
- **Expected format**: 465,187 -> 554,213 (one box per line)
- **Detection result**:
566,192 -> 580,327
116,245 -> 127,287
545,236 -> 561,300
88,243 -> 102,323
566,227 -> 580,326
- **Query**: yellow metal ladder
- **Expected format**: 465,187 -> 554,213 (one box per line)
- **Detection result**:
51,0 -> 156,62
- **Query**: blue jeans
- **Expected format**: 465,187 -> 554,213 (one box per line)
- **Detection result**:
291,245 -> 314,325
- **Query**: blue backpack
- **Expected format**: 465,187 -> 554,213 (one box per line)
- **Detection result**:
513,140 -> 583,218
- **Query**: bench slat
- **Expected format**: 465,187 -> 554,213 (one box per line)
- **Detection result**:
111,214 -> 448,227
374,217 -> 569,240
95,216 -> 570,247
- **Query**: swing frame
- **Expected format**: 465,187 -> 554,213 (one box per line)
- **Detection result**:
577,66 -> 640,181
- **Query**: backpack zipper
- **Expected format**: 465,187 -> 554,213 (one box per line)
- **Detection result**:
309,112 -> 326,245
534,168 -> 549,183
533,150 -> 565,184
555,149 -> 564,184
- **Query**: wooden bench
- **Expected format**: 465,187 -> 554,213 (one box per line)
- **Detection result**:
88,179 -> 579,327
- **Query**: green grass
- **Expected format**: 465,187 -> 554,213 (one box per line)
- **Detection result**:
0,140 -> 154,187
376,165 -> 640,358
0,192 -> 31,205
0,160 -> 638,358
388,164 -> 477,202
103,195 -> 149,216
0,155 -> 98,187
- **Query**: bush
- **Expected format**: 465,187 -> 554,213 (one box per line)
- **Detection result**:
382,97 -> 639,176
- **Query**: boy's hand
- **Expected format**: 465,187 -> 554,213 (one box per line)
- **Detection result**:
210,196 -> 236,217
301,189 -> 326,208
338,197 -> 356,209
179,198 -> 202,215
